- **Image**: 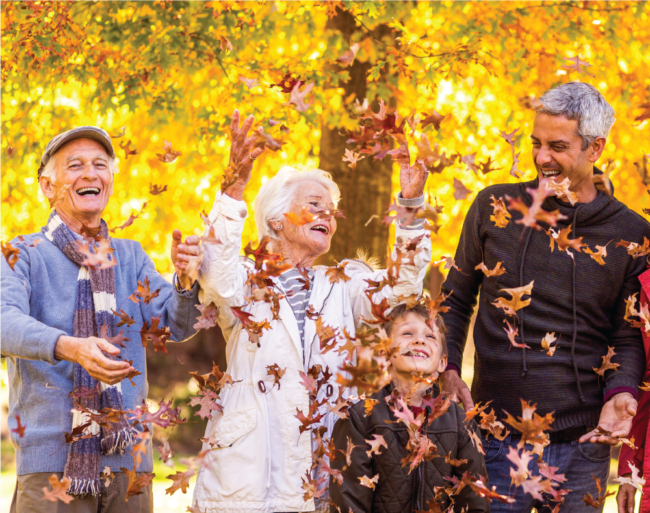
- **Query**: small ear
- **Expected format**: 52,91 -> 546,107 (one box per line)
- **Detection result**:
588,136 -> 607,163
39,176 -> 55,200
437,354 -> 448,374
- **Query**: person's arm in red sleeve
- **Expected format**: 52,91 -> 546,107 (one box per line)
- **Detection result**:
619,269 -> 650,477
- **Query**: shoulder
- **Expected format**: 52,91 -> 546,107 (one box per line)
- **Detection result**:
476,181 -> 528,203
610,200 -> 650,233
348,387 -> 391,425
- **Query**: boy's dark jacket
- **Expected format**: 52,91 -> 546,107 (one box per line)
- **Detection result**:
441,174 -> 649,431
329,384 -> 490,513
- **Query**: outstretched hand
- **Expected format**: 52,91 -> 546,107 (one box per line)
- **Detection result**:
400,161 -> 429,200
224,109 -> 266,201
579,392 -> 637,445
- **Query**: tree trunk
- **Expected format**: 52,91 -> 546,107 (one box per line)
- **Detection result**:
318,10 -> 394,265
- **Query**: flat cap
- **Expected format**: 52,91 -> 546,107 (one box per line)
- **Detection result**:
38,126 -> 115,176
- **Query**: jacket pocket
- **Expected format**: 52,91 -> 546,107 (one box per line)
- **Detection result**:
211,407 -> 257,448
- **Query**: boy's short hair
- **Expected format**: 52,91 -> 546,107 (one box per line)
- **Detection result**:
382,303 -> 447,355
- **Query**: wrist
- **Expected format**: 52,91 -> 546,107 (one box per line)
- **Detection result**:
224,181 -> 247,201
54,335 -> 78,363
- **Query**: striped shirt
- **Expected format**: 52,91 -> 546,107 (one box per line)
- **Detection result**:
277,267 -> 314,346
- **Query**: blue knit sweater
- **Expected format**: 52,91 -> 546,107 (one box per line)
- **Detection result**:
1,231 -> 199,474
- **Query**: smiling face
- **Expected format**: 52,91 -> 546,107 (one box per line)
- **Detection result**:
390,311 -> 447,379
531,113 -> 603,202
276,180 -> 337,267
39,138 -> 113,230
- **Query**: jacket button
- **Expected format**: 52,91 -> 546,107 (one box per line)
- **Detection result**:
396,236 -> 404,244
240,210 -> 246,218
258,380 -> 267,393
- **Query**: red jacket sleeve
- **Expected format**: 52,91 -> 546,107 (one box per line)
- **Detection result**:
619,268 -> 650,476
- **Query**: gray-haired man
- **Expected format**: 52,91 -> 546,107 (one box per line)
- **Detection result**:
439,82 -> 649,510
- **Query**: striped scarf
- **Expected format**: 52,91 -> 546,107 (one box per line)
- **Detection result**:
42,211 -> 137,497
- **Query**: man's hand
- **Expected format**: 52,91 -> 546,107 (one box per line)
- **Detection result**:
440,369 -> 474,411
171,230 -> 202,290
224,109 -> 266,201
54,335 -> 133,385
616,482 -> 636,513
579,392 -> 637,445
400,161 -> 428,200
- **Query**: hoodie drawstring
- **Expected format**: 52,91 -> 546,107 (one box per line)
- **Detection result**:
570,207 -> 586,402
519,229 -> 534,377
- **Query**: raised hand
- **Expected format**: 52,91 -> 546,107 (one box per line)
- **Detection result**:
171,229 -> 202,290
400,161 -> 429,200
579,392 -> 637,445
224,109 -> 266,200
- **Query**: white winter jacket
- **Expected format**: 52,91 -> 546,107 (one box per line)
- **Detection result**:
192,191 -> 431,513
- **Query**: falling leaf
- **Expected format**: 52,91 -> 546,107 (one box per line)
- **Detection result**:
149,183 -> 167,195
219,35 -> 233,52
121,466 -> 155,502
11,414 -> 26,438
582,474 -> 614,509
7,145 -> 16,157
110,201 -> 148,233
342,148 -> 364,169
286,81 -> 314,113
359,474 -> 380,490
365,434 -> 388,457
500,128 -> 523,178
266,363 -> 286,390
478,156 -> 501,175
112,126 -> 127,138
541,332 -> 558,356
506,446 -> 533,486
562,55 -> 595,77
538,460 -> 567,483
101,466 -> 115,487
616,238 -> 650,259
420,111 -> 446,131
2,241 -> 20,271
614,462 -> 646,492
326,262 -> 351,283
634,153 -> 650,186
444,452 -> 468,467
503,399 -> 554,449
140,316 -> 171,353
475,261 -> 506,277
592,346 -> 619,378
490,195 -> 511,228
119,139 -> 138,159
504,320 -> 529,349
546,224 -> 588,259
493,281 -> 534,316
284,206 -> 315,226
634,102 -> 650,124
460,153 -> 479,174
193,302 -> 219,330
166,466 -> 196,495
548,176 -> 577,205
337,43 -> 360,66
239,75 -> 259,89
453,178 -> 472,200
77,238 -> 117,270
128,276 -> 161,304
156,140 -> 182,163
41,474 -> 74,504
508,179 -> 566,230
584,242 -> 610,266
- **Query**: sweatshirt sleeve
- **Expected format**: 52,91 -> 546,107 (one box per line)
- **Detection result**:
440,196 -> 485,373
329,409 -> 374,513
0,245 -> 67,364
135,249 -> 200,343
603,255 -> 646,397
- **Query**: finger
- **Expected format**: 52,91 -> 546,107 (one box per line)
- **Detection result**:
96,338 -> 121,355
172,229 -> 182,245
579,429 -> 598,443
627,403 -> 637,416
460,388 -> 475,411
238,115 -> 255,144
617,493 -> 626,513
184,235 -> 202,245
250,146 -> 265,160
230,109 -> 240,138
94,352 -> 131,371
177,244 -> 201,256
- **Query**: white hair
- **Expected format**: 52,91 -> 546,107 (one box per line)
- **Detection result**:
537,81 -> 616,150
40,151 -> 119,181
254,166 -> 341,240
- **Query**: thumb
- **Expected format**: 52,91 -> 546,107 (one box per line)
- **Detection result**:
96,338 -> 120,355
172,229 -> 182,247
627,401 -> 637,416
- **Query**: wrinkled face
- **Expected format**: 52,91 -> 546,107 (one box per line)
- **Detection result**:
390,312 -> 447,378
531,113 -> 594,187
40,138 -> 113,219
279,181 -> 337,259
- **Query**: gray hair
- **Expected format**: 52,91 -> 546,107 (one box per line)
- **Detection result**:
537,81 -> 616,150
254,166 -> 341,240
40,151 -> 119,181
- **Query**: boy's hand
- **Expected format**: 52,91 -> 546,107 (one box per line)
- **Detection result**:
440,369 -> 474,411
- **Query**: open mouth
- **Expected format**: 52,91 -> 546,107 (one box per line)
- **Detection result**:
541,169 -> 561,178
310,223 -> 329,235
76,187 -> 101,197
402,348 -> 430,359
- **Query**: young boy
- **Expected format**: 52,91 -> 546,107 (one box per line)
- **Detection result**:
329,304 -> 490,513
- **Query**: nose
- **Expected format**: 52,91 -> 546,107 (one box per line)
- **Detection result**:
535,146 -> 553,168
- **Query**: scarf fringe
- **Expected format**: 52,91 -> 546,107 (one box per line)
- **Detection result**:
101,426 -> 138,456
67,477 -> 100,498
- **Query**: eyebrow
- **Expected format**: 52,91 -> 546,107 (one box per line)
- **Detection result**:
66,154 -> 108,162
530,135 -> 570,145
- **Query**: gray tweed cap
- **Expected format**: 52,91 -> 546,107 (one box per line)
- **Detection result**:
38,126 -> 115,176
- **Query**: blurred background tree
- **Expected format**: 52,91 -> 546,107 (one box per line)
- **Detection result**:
1,2 -> 649,510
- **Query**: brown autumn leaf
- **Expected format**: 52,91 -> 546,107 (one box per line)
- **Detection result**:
541,332 -> 558,356
2,241 -> 20,270
149,183 -> 168,195
634,153 -> 650,185
101,466 -> 115,487
615,463 -> 646,493
546,224 -> 588,260
6,145 -> 16,158
156,140 -> 182,163
286,81 -> 314,113
128,276 -> 161,304
453,178 -> 472,200
239,75 -> 259,89
326,262 -> 351,283
460,153 -> 479,174
158,437 -> 174,467
359,474 -> 380,490
120,466 -> 155,502
165,467 -> 195,495
315,316 -> 340,354
616,237 -> 650,259
420,111 -> 445,131
499,128 -> 522,178
110,201 -> 148,233
140,316 -> 171,353
11,414 -> 26,438
219,35 -> 233,52
48,183 -> 71,208
503,399 -> 554,449
584,242 -> 610,266
41,474 -> 74,504
493,281 -> 534,316
284,206 -> 315,226
504,320 -> 529,349
337,42 -> 360,66
119,139 -> 138,159
77,238 -> 117,270
478,156 -> 501,175
112,308 -> 136,327
364,398 -> 379,417
266,363 -> 286,390
592,346 -> 619,378
475,261 -> 506,277
490,195 -> 511,228
508,179 -> 566,229
548,176 -> 577,205
634,102 -> 650,124
193,302 -> 219,331
99,324 -> 130,348
343,148 -> 364,169
562,55 -> 595,77
582,474 -> 615,509
445,452 -> 469,467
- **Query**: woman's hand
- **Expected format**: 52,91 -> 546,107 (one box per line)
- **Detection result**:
224,109 -> 266,201
617,482 -> 636,513
400,161 -> 429,200
171,229 -> 202,290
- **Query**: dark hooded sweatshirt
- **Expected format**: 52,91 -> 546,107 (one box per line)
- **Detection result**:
440,174 -> 649,431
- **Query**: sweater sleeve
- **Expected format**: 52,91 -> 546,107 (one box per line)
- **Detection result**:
0,244 -> 67,364
329,409 -> 374,513
440,196 -> 485,372
603,256 -> 646,396
135,248 -> 200,343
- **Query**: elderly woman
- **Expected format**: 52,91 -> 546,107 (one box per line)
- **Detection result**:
188,111 -> 432,513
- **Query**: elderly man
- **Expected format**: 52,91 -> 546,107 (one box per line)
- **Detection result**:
2,126 -> 199,512
440,81 -> 650,510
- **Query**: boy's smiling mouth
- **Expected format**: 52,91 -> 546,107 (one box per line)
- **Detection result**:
402,348 -> 430,359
